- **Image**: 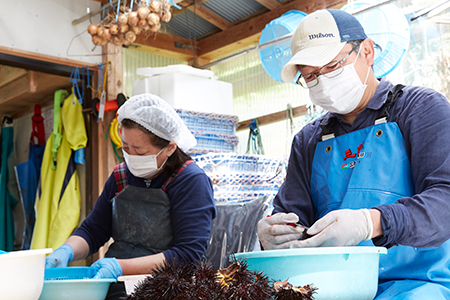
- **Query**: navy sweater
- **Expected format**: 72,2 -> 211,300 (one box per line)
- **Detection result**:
73,162 -> 216,264
274,79 -> 450,249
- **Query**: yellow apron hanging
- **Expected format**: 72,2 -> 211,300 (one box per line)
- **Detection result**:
31,90 -> 87,250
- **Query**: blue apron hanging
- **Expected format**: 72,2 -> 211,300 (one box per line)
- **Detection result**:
311,85 -> 450,299
0,117 -> 18,251
14,105 -> 45,250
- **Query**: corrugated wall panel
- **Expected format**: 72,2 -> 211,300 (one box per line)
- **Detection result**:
211,50 -> 312,156
122,48 -> 313,157
122,47 -> 187,97
203,0 -> 266,23
166,10 -> 218,40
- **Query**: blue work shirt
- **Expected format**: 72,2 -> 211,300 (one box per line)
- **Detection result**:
273,79 -> 450,249
73,162 -> 216,264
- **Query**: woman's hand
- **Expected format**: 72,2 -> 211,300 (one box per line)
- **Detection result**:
45,244 -> 74,268
91,257 -> 123,279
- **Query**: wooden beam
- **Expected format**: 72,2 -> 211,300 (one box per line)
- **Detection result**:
0,73 -> 30,106
187,2 -> 232,30
0,65 -> 27,88
236,105 -> 308,132
0,46 -> 99,71
255,0 -> 282,10
197,0 -> 347,59
0,71 -> 72,118
132,31 -> 197,61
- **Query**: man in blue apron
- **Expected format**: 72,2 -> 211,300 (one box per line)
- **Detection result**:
257,9 -> 450,299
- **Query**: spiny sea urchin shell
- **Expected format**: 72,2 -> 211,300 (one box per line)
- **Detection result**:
125,260 -> 194,300
273,280 -> 318,300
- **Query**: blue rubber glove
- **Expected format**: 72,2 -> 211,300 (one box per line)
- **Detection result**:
45,244 -> 74,268
91,258 -> 123,279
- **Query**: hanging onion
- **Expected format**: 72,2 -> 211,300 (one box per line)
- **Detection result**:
92,35 -> 102,45
119,23 -> 129,33
131,26 -> 142,35
100,37 -> 108,46
137,6 -> 150,20
150,22 -> 161,32
149,0 -> 161,13
125,31 -> 137,43
87,24 -> 98,36
112,34 -> 123,46
128,12 -> 139,27
97,26 -> 105,37
161,11 -> 171,22
123,39 -> 131,46
109,23 -> 119,35
147,13 -> 160,26
138,19 -> 150,30
103,28 -> 112,41
117,13 -> 128,25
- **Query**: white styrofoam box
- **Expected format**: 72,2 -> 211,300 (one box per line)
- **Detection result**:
136,65 -> 215,79
133,73 -> 233,115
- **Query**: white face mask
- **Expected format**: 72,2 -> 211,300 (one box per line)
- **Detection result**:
123,148 -> 168,179
308,50 -> 371,115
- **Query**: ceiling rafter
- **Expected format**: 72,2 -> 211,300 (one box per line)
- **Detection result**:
255,0 -> 282,10
196,0 -> 347,59
92,0 -> 348,63
187,2 -> 232,30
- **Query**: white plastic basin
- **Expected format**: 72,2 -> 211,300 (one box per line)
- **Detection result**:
0,248 -> 52,300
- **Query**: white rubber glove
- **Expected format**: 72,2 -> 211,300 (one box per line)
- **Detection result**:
257,213 -> 307,250
296,209 -> 373,247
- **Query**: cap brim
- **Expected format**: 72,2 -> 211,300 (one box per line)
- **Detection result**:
281,42 -> 347,83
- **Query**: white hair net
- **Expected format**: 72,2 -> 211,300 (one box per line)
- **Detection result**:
117,93 -> 197,151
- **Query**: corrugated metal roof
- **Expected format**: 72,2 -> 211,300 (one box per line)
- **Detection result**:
203,0 -> 266,23
166,9 -> 219,40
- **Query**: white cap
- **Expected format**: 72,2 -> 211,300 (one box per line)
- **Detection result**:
281,9 -> 368,82
117,93 -> 197,151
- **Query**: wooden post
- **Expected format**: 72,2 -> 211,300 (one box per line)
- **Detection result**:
91,43 -> 124,261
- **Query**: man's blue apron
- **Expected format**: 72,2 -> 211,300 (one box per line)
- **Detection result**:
310,85 -> 450,299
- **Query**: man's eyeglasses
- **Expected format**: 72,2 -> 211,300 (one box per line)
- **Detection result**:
296,42 -> 361,88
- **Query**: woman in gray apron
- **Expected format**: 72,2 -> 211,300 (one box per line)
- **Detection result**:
258,9 -> 450,299
45,94 -> 216,299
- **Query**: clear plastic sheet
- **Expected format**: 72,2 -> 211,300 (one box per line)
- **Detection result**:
206,195 -> 273,269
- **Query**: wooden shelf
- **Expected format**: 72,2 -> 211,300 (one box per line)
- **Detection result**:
0,65 -> 72,119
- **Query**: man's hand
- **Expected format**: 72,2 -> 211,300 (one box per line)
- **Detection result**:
295,209 -> 373,247
257,213 -> 307,250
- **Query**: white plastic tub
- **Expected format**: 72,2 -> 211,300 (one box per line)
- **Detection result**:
0,248 -> 52,300
118,274 -> 151,295
234,246 -> 387,300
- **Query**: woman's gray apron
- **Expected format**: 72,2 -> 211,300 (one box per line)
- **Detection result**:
105,160 -> 193,259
